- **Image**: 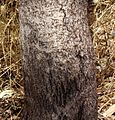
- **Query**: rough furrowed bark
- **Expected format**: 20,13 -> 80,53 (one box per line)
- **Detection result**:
19,0 -> 97,120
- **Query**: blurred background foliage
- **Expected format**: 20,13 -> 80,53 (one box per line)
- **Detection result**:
0,0 -> 115,119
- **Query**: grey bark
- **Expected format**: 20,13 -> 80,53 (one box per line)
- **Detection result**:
19,0 -> 97,120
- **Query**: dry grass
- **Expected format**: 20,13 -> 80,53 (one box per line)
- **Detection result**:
91,0 -> 115,119
0,0 -> 24,119
0,0 -> 115,119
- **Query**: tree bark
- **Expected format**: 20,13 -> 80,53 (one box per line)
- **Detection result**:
19,0 -> 97,120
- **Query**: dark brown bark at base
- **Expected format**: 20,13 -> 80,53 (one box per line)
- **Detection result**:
19,0 -> 97,120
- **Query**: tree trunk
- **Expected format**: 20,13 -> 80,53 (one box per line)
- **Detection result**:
19,0 -> 97,120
